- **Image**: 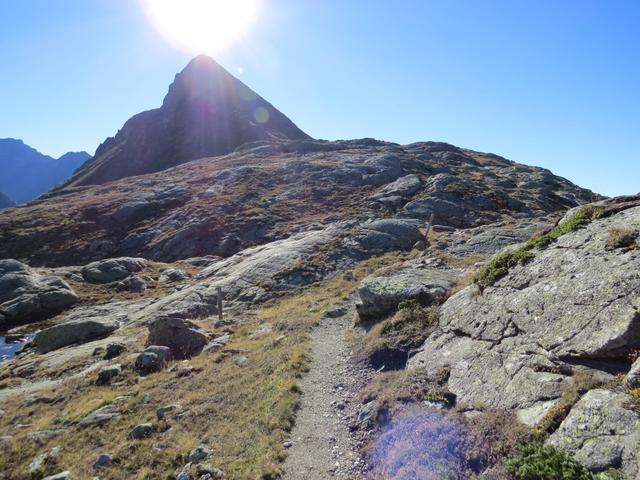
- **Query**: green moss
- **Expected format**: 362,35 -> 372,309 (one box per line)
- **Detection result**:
474,206 -> 605,289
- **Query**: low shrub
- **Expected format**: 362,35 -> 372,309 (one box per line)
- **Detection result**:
606,226 -> 637,250
506,445 -> 596,480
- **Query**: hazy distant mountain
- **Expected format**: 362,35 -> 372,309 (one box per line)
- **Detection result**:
0,191 -> 16,209
0,139 -> 90,203
62,55 -> 310,188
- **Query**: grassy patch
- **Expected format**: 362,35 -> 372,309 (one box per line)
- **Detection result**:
474,206 -> 605,289
355,304 -> 440,371
0,252 -> 407,479
506,444 -> 621,480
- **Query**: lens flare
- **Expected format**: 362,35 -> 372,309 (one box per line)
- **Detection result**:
142,0 -> 261,55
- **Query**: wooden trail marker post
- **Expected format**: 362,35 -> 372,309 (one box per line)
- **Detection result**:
424,212 -> 435,240
217,286 -> 223,322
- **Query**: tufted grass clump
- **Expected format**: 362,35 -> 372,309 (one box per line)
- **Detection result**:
506,444 -> 607,480
606,226 -> 638,250
473,248 -> 535,290
474,206 -> 605,289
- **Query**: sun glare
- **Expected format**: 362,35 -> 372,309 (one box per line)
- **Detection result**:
142,0 -> 260,55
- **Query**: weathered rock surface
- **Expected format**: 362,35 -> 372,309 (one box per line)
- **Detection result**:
81,257 -> 146,283
0,259 -> 78,326
353,219 -> 423,252
147,317 -> 208,359
409,205 -> 640,425
548,389 -> 639,478
34,319 -> 119,353
356,267 -> 455,319
79,404 -> 121,427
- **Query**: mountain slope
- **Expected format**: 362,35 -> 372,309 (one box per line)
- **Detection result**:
0,138 -> 90,203
0,138 -> 599,267
62,56 -> 310,188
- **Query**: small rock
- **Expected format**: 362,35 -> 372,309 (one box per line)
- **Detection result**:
115,275 -> 146,293
93,453 -> 112,470
232,355 -> 249,367
624,356 -> 640,388
96,364 -> 122,385
28,429 -> 67,444
356,401 -> 375,428
79,405 -> 121,427
159,268 -> 189,283
188,444 -> 211,462
196,464 -> 224,479
29,447 -> 60,473
104,342 -> 126,360
43,472 -> 71,480
128,423 -> 154,440
283,441 -> 292,449
249,323 -> 272,339
324,306 -> 347,318
134,345 -> 171,374
156,404 -> 182,420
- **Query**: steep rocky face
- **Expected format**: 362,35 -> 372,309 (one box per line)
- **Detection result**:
0,138 -> 90,203
0,139 -> 598,267
407,197 -> 640,476
62,56 -> 310,188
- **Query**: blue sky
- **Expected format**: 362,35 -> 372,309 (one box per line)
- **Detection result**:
1,0 -> 638,196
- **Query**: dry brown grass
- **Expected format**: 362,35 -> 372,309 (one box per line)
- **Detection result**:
606,226 -> 638,250
0,252 -> 408,480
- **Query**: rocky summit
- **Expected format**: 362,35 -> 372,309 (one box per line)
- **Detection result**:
0,58 -> 637,480
60,56 -> 309,188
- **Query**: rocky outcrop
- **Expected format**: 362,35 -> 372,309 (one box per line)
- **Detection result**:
81,257 -> 146,283
34,319 -> 119,353
547,389 -> 639,477
408,203 -> 640,421
0,259 -> 78,327
356,266 -> 455,320
147,317 -> 208,359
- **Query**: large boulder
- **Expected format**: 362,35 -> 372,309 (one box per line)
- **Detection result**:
547,389 -> 639,478
354,219 -> 423,252
0,259 -> 78,326
81,257 -> 146,283
356,267 -> 455,320
408,204 -> 640,422
34,319 -> 119,353
147,317 -> 208,359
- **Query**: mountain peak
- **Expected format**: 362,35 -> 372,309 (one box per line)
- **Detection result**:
62,58 -> 310,188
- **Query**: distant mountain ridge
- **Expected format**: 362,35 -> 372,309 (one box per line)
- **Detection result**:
0,191 -> 16,209
0,138 -> 90,203
62,55 -> 310,188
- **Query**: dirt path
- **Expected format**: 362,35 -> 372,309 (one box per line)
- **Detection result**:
283,300 -> 366,479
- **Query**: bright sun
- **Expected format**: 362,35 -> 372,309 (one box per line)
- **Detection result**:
142,0 -> 261,55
